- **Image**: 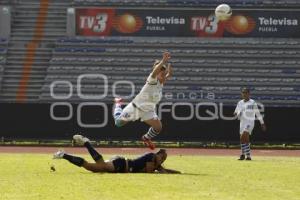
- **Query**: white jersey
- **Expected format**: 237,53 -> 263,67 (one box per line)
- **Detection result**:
132,73 -> 163,112
234,99 -> 264,125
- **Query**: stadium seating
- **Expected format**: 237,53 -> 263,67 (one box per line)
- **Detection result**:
1,0 -> 300,107
0,0 -> 73,102
40,36 -> 300,107
0,38 -> 8,90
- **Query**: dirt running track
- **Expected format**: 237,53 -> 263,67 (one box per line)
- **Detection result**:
0,146 -> 299,157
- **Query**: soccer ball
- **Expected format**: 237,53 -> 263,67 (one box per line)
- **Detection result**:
215,4 -> 232,21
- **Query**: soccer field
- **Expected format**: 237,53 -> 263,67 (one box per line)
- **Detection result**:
0,153 -> 299,200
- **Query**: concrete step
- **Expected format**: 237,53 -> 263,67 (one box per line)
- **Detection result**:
7,49 -> 52,53
1,83 -> 43,88
0,99 -> 40,102
8,45 -> 52,49
8,46 -> 53,52
17,0 -> 71,2
12,23 -> 66,28
10,37 -> 58,42
0,91 -> 42,96
14,5 -> 69,11
11,32 -> 65,37
2,78 -> 45,84
4,66 -> 48,71
6,55 -> 51,60
12,28 -> 66,33
4,65 -> 49,70
1,87 -> 43,93
0,91 -> 41,98
2,74 -> 46,79
0,94 -> 40,100
16,1 -> 72,6
5,70 -> 47,75
13,18 -> 66,23
18,0 -> 72,2
11,30 -> 66,36
14,10 -> 66,15
15,3 -> 70,8
6,60 -> 49,65
15,10 -> 67,14
7,51 -> 52,56
1,86 -> 43,94
14,15 -> 67,19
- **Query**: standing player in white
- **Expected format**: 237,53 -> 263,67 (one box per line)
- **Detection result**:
112,52 -> 173,150
234,88 -> 266,160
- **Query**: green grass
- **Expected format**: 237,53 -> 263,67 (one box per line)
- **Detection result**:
0,154 -> 299,200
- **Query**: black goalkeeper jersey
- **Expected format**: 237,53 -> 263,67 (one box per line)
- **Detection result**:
128,153 -> 155,173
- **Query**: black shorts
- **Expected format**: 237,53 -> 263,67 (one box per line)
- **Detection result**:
111,156 -> 127,173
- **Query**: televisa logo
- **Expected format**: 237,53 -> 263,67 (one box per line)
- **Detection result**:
258,17 -> 298,26
146,16 -> 185,25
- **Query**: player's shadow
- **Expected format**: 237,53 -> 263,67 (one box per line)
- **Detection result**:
181,173 -> 209,176
80,172 -> 210,176
158,172 -> 209,176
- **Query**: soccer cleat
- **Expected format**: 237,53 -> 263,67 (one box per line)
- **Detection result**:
73,134 -> 90,145
114,97 -> 123,105
53,150 -> 65,159
142,136 -> 156,150
246,157 -> 252,161
238,154 -> 245,160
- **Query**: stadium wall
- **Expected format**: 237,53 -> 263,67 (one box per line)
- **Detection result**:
0,103 -> 299,143
0,6 -> 11,38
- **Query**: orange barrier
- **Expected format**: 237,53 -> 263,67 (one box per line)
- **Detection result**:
16,0 -> 49,102
16,42 -> 37,101
33,0 -> 49,42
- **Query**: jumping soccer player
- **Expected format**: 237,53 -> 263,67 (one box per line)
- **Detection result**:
234,88 -> 266,160
113,52 -> 173,150
53,135 -> 180,174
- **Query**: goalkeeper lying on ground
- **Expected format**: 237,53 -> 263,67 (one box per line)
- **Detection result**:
53,134 -> 180,174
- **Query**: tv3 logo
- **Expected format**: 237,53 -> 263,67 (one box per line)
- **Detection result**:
79,13 -> 108,33
190,15 -> 218,34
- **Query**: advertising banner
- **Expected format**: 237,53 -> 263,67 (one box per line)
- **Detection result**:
76,8 -> 300,37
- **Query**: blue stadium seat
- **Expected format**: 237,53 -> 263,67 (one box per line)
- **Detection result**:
43,36 -> 300,107
282,69 -> 296,74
